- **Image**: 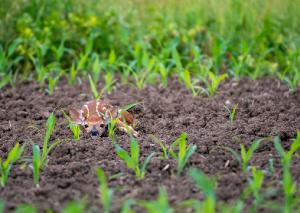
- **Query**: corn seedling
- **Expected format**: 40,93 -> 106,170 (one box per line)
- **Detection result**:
189,168 -> 216,213
274,133 -> 300,213
179,70 -> 201,96
248,167 -> 265,206
68,62 -> 78,85
62,201 -> 87,213
41,112 -> 60,167
46,73 -> 61,95
149,135 -> 169,160
32,144 -> 41,186
107,117 -> 119,144
62,110 -> 80,140
96,168 -> 113,213
88,74 -> 115,100
170,133 -> 197,175
115,138 -> 155,180
139,187 -> 173,213
240,139 -> 262,173
121,199 -> 136,213
0,142 -> 25,187
202,72 -> 228,96
0,200 -> 4,213
158,63 -> 169,88
14,204 -> 37,213
224,103 -> 238,125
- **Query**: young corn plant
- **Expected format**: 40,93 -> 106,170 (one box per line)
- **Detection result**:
115,138 -> 155,180
96,168 -> 113,213
240,139 -> 262,173
40,112 -> 60,168
139,187 -> 173,213
46,73 -> 61,95
170,133 -> 197,176
202,71 -> 228,96
274,133 -> 300,213
180,70 -> 201,96
32,144 -> 41,186
62,110 -> 80,140
243,166 -> 265,206
149,135 -> 170,160
107,117 -> 119,144
0,142 -> 25,187
88,75 -> 115,100
224,103 -> 238,125
189,168 -> 216,213
68,62 -> 78,86
31,113 -> 60,186
62,201 -> 87,213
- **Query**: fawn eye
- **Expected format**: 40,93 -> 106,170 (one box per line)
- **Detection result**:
100,123 -> 105,128
84,124 -> 88,128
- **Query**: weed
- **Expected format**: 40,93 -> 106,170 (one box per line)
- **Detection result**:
169,133 -> 197,175
115,138 -> 155,180
96,168 -> 113,213
0,142 -> 25,187
189,168 -> 216,213
139,187 -> 173,213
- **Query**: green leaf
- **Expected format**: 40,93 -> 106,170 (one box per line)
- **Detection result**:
115,145 -> 134,169
130,138 -> 139,166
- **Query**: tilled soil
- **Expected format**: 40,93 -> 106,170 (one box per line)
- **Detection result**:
0,78 -> 299,212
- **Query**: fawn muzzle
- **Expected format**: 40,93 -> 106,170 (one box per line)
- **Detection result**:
90,125 -> 99,137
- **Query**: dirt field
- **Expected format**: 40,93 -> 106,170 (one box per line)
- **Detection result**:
0,78 -> 299,212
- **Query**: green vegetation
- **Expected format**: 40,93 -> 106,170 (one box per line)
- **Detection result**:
0,0 -> 299,93
62,110 -> 81,140
189,168 -> 216,213
96,168 -> 113,213
0,143 -> 25,187
224,103 -> 238,125
139,187 -> 173,213
115,138 -> 155,180
274,133 -> 300,213
31,113 -> 60,186
169,133 -> 197,175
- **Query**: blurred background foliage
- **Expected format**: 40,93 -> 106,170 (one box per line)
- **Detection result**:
0,0 -> 299,89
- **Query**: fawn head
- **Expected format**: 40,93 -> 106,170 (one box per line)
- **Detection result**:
69,103 -> 107,138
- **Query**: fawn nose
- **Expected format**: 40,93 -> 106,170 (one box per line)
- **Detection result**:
91,125 -> 99,137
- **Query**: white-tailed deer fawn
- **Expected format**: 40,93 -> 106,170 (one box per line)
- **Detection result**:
69,100 -> 138,138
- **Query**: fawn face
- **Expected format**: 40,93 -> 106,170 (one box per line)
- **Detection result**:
69,100 -> 138,139
69,101 -> 107,138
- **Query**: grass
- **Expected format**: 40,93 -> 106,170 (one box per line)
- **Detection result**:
115,138 -> 155,180
0,142 -> 25,187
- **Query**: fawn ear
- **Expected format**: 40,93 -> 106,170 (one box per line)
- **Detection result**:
69,107 -> 83,125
